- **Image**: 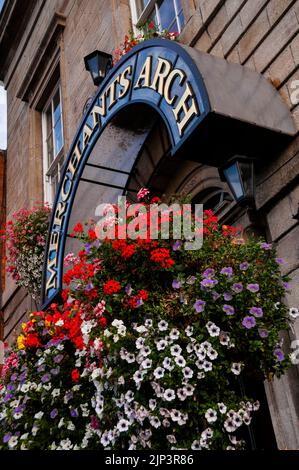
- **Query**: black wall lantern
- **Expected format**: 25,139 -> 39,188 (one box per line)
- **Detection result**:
84,50 -> 113,86
219,155 -> 255,207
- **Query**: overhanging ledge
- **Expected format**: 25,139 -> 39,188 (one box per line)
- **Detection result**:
41,38 -> 296,309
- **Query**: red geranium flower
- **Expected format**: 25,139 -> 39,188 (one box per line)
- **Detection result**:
73,222 -> 84,233
71,369 -> 80,382
103,279 -> 121,295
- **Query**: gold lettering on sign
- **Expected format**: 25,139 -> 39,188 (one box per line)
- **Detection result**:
119,65 -> 133,98
150,57 -> 172,95
53,202 -> 67,228
134,56 -> 152,88
82,124 -> 93,151
68,144 -> 82,177
173,82 -> 199,136
46,255 -> 58,292
164,69 -> 185,105
49,230 -> 60,252
106,76 -> 120,109
61,176 -> 73,202
91,98 -> 107,127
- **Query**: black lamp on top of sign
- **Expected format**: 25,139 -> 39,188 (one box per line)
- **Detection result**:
84,50 -> 113,86
219,155 -> 256,208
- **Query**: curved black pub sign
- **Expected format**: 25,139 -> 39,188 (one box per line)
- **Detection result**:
41,38 -> 211,309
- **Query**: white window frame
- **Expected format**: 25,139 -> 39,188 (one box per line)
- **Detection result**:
130,0 -> 184,33
42,84 -> 64,205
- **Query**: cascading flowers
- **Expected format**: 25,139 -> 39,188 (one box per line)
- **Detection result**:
0,190 -> 293,449
1,205 -> 50,300
113,21 -> 179,63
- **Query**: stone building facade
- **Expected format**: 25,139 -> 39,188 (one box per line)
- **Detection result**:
0,0 -> 299,449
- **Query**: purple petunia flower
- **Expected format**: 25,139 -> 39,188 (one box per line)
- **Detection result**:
172,279 -> 181,289
10,373 -> 17,382
50,409 -> 58,419
212,291 -> 220,301
203,268 -> 215,278
85,282 -> 94,291
201,278 -> 218,289
232,283 -> 243,293
283,282 -> 291,290
54,354 -> 63,364
19,372 -> 26,382
70,409 -> 79,418
50,367 -> 60,375
4,394 -> 13,402
258,328 -> 269,338
7,383 -> 16,392
274,349 -> 284,362
250,307 -> 263,317
65,392 -> 73,403
240,262 -> 249,271
223,292 -> 233,301
276,258 -> 285,265
172,240 -> 183,251
220,267 -> 233,277
136,298 -> 143,307
223,304 -> 235,315
242,316 -> 256,329
260,243 -> 272,250
247,283 -> 259,293
194,299 -> 206,313
41,374 -> 51,383
3,433 -> 11,444
186,275 -> 196,285
85,242 -> 91,254
125,284 -> 132,295
37,365 -> 45,373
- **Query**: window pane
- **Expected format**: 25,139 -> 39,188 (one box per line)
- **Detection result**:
52,89 -> 61,126
178,9 -> 185,30
54,117 -> 63,156
47,133 -> 54,167
158,0 -> 176,30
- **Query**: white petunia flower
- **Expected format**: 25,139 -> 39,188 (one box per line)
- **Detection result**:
164,389 -> 175,401
205,408 -> 217,423
289,307 -> 299,319
218,403 -> 227,414
207,348 -> 218,361
174,355 -> 186,368
231,363 -> 242,375
117,419 -> 130,432
183,367 -> 193,379
203,361 -> 212,372
34,411 -> 44,420
153,367 -> 165,379
156,340 -> 168,351
224,418 -> 236,433
170,344 -> 182,356
206,321 -> 220,337
158,320 -> 168,331
184,384 -> 195,396
141,358 -> 152,369
136,337 -> 145,349
191,440 -> 201,450
8,436 -> 18,448
169,329 -> 180,340
185,325 -> 194,337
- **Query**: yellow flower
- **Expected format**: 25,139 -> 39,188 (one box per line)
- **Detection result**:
17,334 -> 26,350
21,323 -> 27,331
